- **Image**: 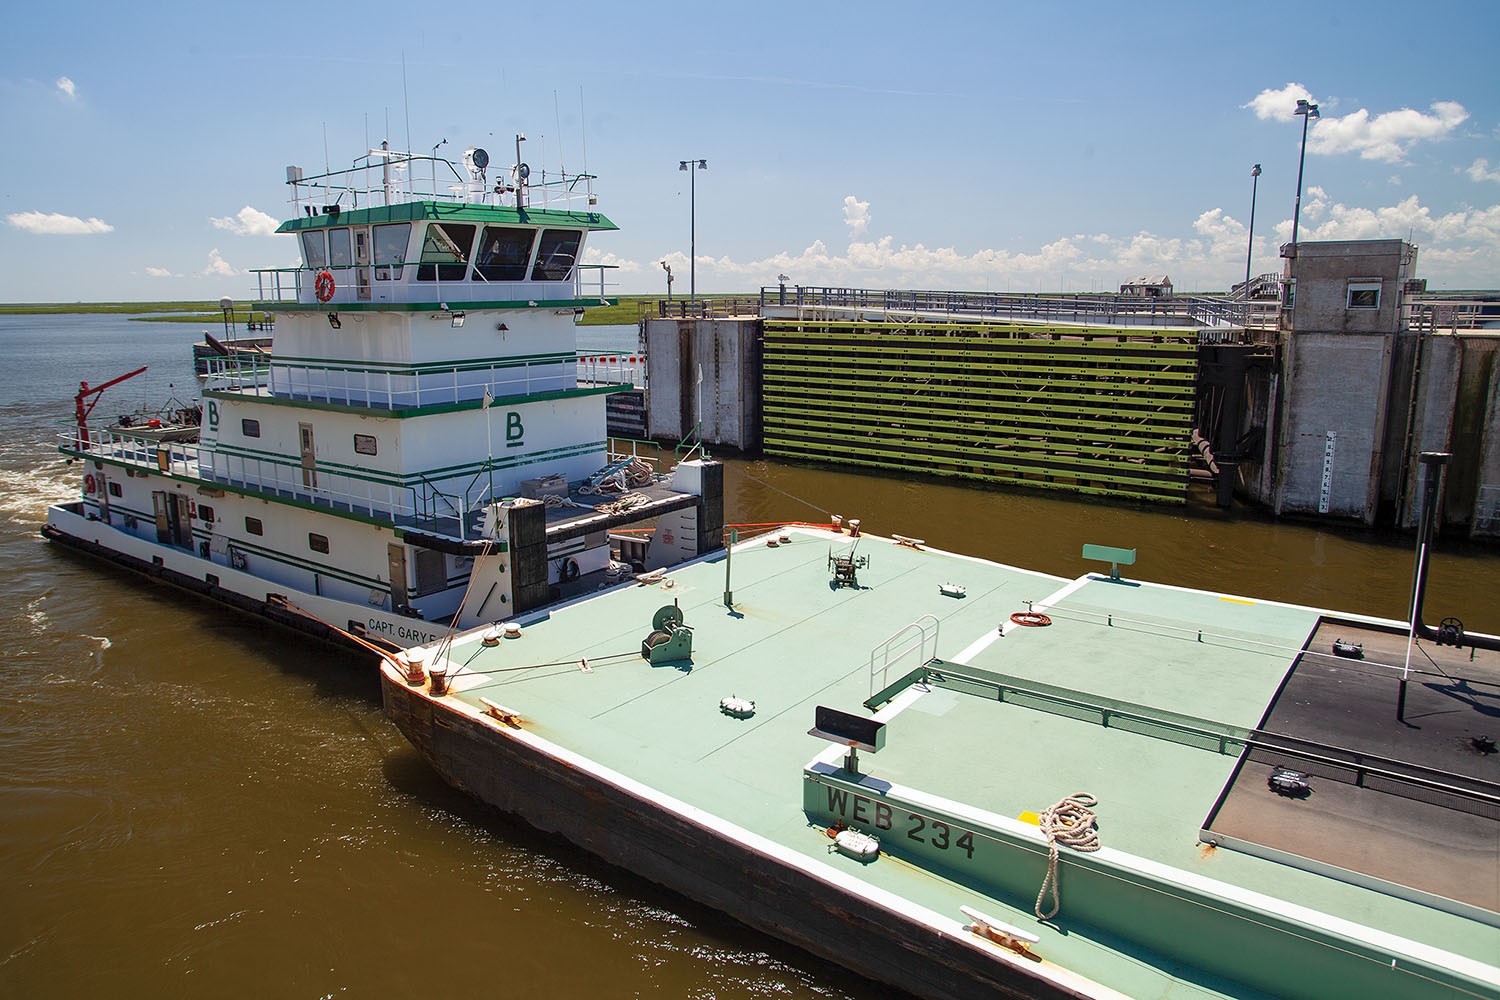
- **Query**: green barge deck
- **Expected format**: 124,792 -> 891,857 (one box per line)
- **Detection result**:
381,527 -> 1500,1000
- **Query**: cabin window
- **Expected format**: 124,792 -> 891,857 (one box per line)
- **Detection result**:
108,481 -> 122,497
328,228 -> 352,268
241,418 -> 260,438
354,433 -> 378,456
530,229 -> 582,281
245,516 -> 263,536
309,533 -> 330,554
198,504 -> 215,522
416,222 -> 477,282
374,223 -> 410,280
300,230 -> 327,268
1347,280 -> 1381,310
474,226 -> 536,281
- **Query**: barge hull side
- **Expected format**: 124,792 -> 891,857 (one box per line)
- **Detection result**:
380,676 -> 1094,1000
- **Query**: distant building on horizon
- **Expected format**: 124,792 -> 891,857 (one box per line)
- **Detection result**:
1120,274 -> 1172,298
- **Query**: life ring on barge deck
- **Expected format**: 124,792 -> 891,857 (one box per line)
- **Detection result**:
1009,611 -> 1052,627
559,557 -> 581,582
83,473 -> 97,495
314,269 -> 336,302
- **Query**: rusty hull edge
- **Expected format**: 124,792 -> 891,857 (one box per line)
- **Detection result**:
381,677 -> 1088,1000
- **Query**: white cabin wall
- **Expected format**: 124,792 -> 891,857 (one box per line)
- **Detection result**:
400,395 -> 609,498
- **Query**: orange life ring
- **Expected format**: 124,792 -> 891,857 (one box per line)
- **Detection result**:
1009,611 -> 1052,627
83,473 -> 97,495
314,270 -> 336,302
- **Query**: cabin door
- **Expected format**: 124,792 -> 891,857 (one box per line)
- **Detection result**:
95,470 -> 110,523
354,227 -> 372,301
387,543 -> 409,609
172,494 -> 194,548
152,490 -> 171,543
298,423 -> 317,488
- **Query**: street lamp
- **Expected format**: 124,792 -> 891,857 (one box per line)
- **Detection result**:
679,158 -> 707,304
1245,163 -> 1262,299
660,260 -> 674,302
1289,100 -> 1319,257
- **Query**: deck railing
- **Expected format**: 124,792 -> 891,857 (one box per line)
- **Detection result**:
203,355 -> 579,409
57,424 -> 581,541
249,263 -> 614,307
758,286 -> 1257,330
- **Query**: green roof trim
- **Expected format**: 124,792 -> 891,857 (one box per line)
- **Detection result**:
202,382 -> 630,418
249,297 -> 616,313
275,200 -> 618,234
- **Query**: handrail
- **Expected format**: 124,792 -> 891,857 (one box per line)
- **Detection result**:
869,615 -> 940,697
204,353 -> 579,410
758,285 -> 1261,331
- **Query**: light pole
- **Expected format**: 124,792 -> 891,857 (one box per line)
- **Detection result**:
679,158 -> 707,304
660,260 -> 674,302
1244,163 -> 1261,298
1289,100 -> 1319,257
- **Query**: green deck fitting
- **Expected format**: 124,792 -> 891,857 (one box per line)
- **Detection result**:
760,318 -> 1198,504
1081,543 -> 1137,580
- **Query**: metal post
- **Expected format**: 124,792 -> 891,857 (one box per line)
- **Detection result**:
1244,164 -> 1261,302
679,159 -> 707,306
724,528 -> 737,608
1290,101 -> 1319,257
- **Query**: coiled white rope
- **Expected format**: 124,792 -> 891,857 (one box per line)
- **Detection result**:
1033,792 -> 1100,920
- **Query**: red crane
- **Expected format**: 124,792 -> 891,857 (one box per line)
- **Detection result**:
74,366 -> 147,448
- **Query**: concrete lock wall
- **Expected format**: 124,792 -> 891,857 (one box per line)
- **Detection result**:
644,318 -> 761,450
1273,333 -> 1394,523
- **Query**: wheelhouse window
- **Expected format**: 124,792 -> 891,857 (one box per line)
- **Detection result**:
374,223 -> 410,280
328,228 -> 352,269
474,227 -> 536,281
416,222 -> 476,281
353,433 -> 377,456
241,418 -> 261,438
300,230 -> 327,268
530,229 -> 582,281
1347,280 -> 1381,310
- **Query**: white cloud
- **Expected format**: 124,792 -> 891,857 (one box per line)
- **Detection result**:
201,249 -> 238,277
1308,101 -> 1467,163
6,211 -> 113,235
1244,85 -> 1467,163
658,190 -> 1500,293
581,246 -> 642,272
56,76 -> 76,100
842,195 -> 871,237
1466,158 -> 1500,183
1241,83 -> 1315,121
144,266 -> 177,278
209,205 -> 280,237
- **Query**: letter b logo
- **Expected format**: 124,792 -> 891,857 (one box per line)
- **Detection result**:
506,412 -> 524,444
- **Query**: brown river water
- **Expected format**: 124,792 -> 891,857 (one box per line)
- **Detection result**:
3,314 -> 1496,998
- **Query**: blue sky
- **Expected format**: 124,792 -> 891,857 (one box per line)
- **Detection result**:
3,0 -> 1497,302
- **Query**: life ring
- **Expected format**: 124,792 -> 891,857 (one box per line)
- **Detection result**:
1010,611 -> 1052,627
560,557 -> 580,582
314,270 -> 336,302
83,473 -> 97,495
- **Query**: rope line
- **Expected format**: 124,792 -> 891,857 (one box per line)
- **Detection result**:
1034,793 -> 1101,920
